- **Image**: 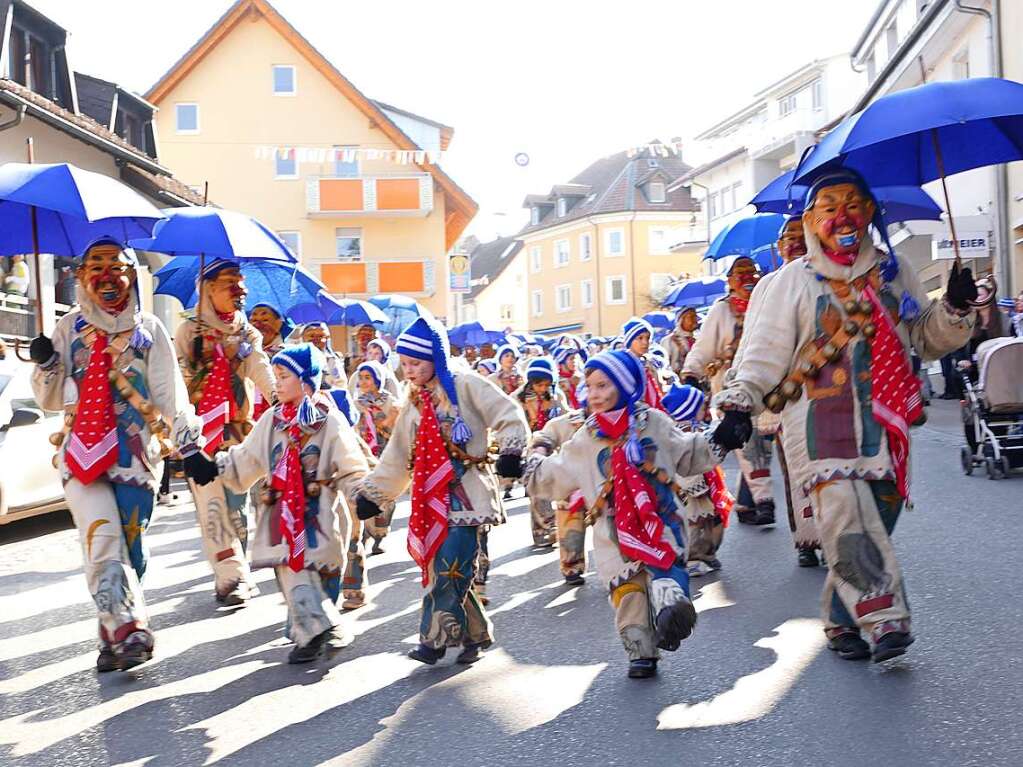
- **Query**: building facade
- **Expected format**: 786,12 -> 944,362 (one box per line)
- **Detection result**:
459,236 -> 527,332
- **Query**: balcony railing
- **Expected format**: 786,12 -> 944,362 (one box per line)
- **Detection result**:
306,173 -> 434,217
317,259 -> 436,297
690,109 -> 827,166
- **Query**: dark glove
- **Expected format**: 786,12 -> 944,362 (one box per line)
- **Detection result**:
495,453 -> 523,479
355,494 -> 382,521
29,334 -> 54,365
945,262 -> 978,312
711,410 -> 753,452
183,451 -> 219,486
682,375 -> 701,389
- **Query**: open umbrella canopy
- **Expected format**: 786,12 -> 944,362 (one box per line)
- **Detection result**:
325,298 -> 387,326
510,332 -> 546,347
447,321 -> 506,348
750,169 -> 943,222
661,276 -> 727,308
792,77 -> 1023,188
0,162 -> 164,255
130,207 -> 296,262
368,294 -> 432,337
286,291 -> 347,324
154,258 -> 323,310
705,213 -> 786,260
642,311 -> 675,330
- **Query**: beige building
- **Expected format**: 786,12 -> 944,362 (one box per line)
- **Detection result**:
519,147 -> 704,337
459,236 -> 527,332
144,0 -> 477,326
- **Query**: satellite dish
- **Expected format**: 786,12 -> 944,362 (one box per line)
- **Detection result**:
514,152 -> 530,167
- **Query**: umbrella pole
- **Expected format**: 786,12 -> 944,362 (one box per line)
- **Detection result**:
193,182 -> 210,363
13,138 -> 44,361
930,128 -> 962,269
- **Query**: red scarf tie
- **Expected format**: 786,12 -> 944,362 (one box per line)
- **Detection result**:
197,343 -> 235,456
252,391 -> 270,422
361,410 -> 379,455
533,398 -> 550,431
270,403 -> 306,572
408,391 -> 453,585
560,370 -> 580,409
643,367 -> 664,411
863,284 -> 922,499
595,409 -> 676,570
704,465 -> 734,526
66,332 -> 119,485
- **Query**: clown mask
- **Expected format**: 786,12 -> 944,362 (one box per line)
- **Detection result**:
77,243 -> 136,314
777,219 -> 807,263
302,325 -> 329,351
249,306 -> 283,348
678,309 -> 698,333
356,324 -> 376,351
207,267 -> 247,315
803,182 -> 876,264
727,257 -> 760,302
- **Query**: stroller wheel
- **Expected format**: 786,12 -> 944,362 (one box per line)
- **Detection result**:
985,457 -> 1004,480
1002,457 -> 1012,477
960,446 -> 974,476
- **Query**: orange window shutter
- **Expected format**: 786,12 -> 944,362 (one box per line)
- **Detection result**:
319,179 -> 364,211
378,262 -> 424,292
375,178 -> 420,210
320,263 -> 367,293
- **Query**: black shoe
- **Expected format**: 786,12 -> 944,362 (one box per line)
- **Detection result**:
655,597 -> 698,651
456,643 -> 483,665
753,500 -> 776,525
797,548 -> 820,568
215,582 -> 250,607
408,643 -> 447,665
628,658 -> 658,679
370,542 -> 385,555
827,631 -> 871,661
96,647 -> 118,673
288,629 -> 330,664
115,631 -> 154,671
872,631 -> 915,663
735,507 -> 757,525
705,557 -> 723,571
503,489 -> 513,500
564,572 -> 585,586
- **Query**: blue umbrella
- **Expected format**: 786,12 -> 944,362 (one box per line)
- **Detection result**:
642,311 -> 675,330
325,298 -> 387,327
154,259 -> 323,310
662,276 -> 727,308
286,291 -> 347,324
704,213 -> 786,260
510,332 -> 545,347
368,294 -> 433,337
750,170 -> 943,222
130,207 -> 296,263
447,321 -> 506,348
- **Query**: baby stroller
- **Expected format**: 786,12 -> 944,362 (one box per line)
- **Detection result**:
960,337 -> 1023,479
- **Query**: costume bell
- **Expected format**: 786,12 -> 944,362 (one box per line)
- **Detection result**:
714,170 -> 977,663
30,239 -> 202,672
175,259 -> 276,606
354,317 -> 528,666
525,350 -> 730,678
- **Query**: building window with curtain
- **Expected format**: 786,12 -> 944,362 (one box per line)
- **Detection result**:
335,227 -> 362,260
277,231 -> 301,257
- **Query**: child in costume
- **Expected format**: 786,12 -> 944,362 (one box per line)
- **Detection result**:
668,307 -> 699,377
554,346 -> 584,409
488,343 -> 524,395
185,343 -> 370,662
525,350 -> 731,678
354,317 -> 528,666
622,317 -> 665,410
353,360 -> 400,457
30,239 -> 202,672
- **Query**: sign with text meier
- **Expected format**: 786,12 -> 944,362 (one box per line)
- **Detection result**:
931,231 -> 990,260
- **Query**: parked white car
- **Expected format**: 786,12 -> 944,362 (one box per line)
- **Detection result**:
0,357 -> 67,523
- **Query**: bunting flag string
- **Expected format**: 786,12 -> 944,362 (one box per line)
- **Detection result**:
253,145 -> 445,165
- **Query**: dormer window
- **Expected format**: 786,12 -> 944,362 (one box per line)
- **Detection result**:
648,181 -> 666,203
557,198 -> 568,217
530,207 -> 541,226
648,159 -> 659,169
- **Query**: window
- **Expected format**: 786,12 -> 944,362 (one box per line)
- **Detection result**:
334,145 -> 359,177
530,246 -> 542,273
579,232 -> 592,261
531,290 -> 543,317
530,207 -> 541,226
556,284 -> 572,313
500,304 -> 514,323
732,181 -> 743,211
779,93 -> 797,117
554,239 -> 570,267
581,278 -> 594,307
885,20 -> 899,60
649,227 -> 670,254
275,151 -> 298,179
708,192 -> 718,219
272,65 -> 296,95
277,231 -> 301,257
335,227 -> 362,260
648,181 -> 666,203
606,275 -> 626,304
557,198 -> 568,217
175,103 -> 199,133
811,79 -> 823,111
606,228 -> 624,256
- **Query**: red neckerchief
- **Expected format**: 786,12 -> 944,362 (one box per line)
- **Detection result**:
499,370 -> 521,394
270,402 -> 306,572
197,343 -> 236,456
643,366 -> 664,411
361,410 -> 379,455
560,369 -> 580,408
727,295 -> 749,314
408,390 -> 453,585
534,397 -> 550,431
823,248 -> 859,266
704,465 -> 734,526
66,332 -> 119,485
863,284 -> 922,499
594,408 -> 675,569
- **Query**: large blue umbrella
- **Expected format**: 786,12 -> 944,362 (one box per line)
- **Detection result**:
325,298 -> 387,327
368,293 -> 432,337
704,213 -> 786,260
286,291 -> 347,324
154,259 -> 323,310
750,169 -> 943,222
642,311 -> 675,330
447,321 -> 506,348
662,276 -> 727,308
130,207 -> 296,263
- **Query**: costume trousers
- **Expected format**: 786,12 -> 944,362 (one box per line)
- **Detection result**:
684,492 -> 724,563
420,525 -> 493,650
775,432 -> 820,549
528,495 -> 556,546
734,427 -> 773,503
65,478 -> 153,648
473,524 -> 491,601
342,503 -> 368,603
187,476 -> 253,594
276,566 -> 341,648
555,502 -> 586,577
810,479 -> 909,641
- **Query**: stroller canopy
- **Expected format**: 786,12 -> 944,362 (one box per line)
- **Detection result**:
976,337 -> 1023,413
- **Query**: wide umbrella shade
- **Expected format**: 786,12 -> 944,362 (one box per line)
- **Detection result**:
642,311 -> 675,330
154,258 -> 323,310
130,207 -> 296,262
662,276 -> 727,308
510,332 -> 545,347
368,293 -> 433,337
447,321 -> 506,348
793,77 -> 1023,187
326,298 -> 387,326
0,162 -> 165,255
705,213 -> 786,260
751,170 -> 944,223
286,291 -> 347,324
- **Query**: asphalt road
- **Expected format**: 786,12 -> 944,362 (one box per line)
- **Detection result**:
1,399 -> 1021,767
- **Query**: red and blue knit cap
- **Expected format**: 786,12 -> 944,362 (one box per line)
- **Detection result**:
526,356 -> 558,383
396,316 -> 472,445
584,349 -> 646,464
496,343 -> 520,362
663,383 -> 705,424
621,317 -> 653,349
272,342 -> 324,425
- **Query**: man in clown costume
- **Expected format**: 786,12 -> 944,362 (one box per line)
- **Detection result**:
248,302 -> 293,421
30,238 -> 202,672
714,170 -> 977,663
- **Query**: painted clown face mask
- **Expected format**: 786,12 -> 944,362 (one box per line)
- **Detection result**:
302,326 -> 329,351
678,309 -> 698,333
208,268 -> 247,315
77,243 -> 136,314
803,182 -> 876,263
249,306 -> 283,347
777,219 -> 807,263
727,258 -> 760,302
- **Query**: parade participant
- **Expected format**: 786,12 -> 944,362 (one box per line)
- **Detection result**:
683,256 -> 775,526
623,317 -> 665,410
475,358 -> 497,377
353,361 -> 399,458
301,322 -> 347,389
30,238 -> 202,671
248,303 -> 293,421
185,343 -> 370,662
714,170 -> 977,663
648,344 -> 675,387
346,323 -> 378,375
3,253 -> 30,295
515,356 -> 567,548
353,317 -> 528,666
176,259 -> 276,606
348,338 -> 401,400
668,307 -> 699,377
662,383 -> 733,576
525,350 -> 733,678
554,346 -> 583,409
488,343 -> 523,395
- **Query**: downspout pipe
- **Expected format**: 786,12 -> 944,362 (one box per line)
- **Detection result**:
0,103 -> 25,133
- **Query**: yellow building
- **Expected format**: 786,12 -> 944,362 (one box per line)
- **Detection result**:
145,0 -> 478,329
520,147 -> 705,337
